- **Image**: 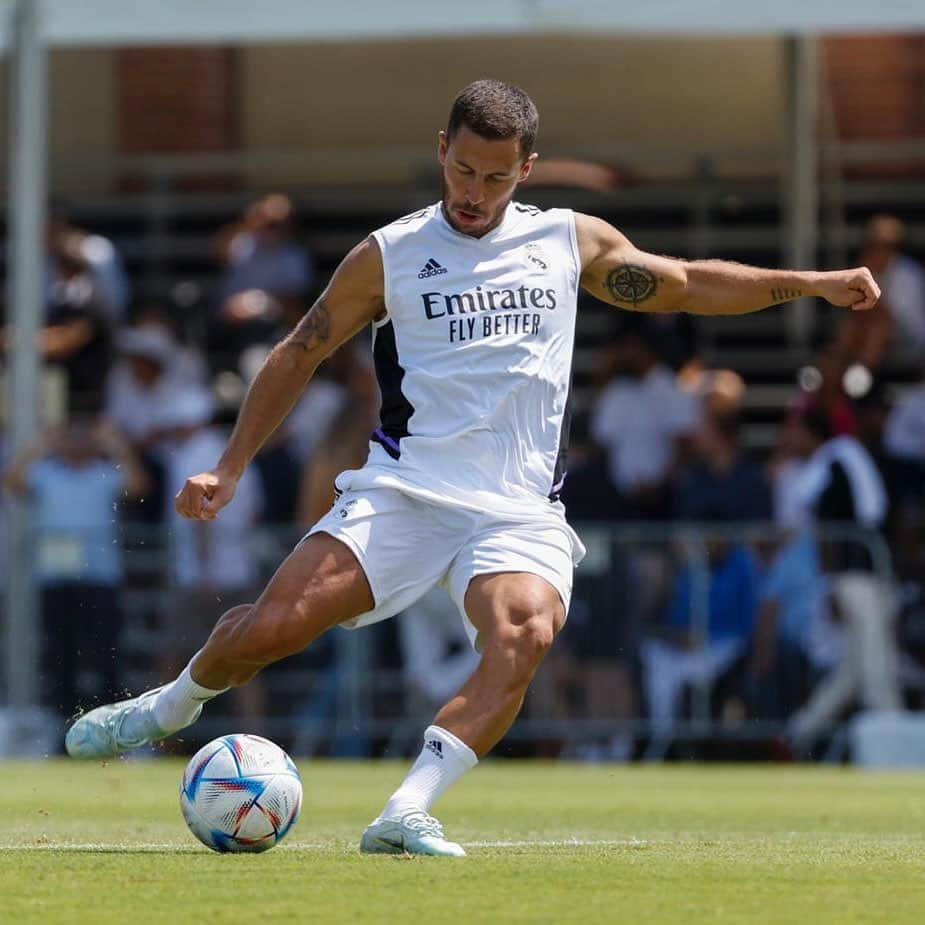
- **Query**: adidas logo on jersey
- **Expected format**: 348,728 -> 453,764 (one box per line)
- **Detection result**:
418,258 -> 448,279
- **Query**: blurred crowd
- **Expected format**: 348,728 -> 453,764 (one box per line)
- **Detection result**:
4,198 -> 925,761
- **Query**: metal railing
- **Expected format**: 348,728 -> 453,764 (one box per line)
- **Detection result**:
0,518 -> 896,759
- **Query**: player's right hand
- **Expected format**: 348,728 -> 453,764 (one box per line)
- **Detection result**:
174,470 -> 237,520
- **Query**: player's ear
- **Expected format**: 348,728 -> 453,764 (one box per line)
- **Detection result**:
437,131 -> 448,166
519,151 -> 538,183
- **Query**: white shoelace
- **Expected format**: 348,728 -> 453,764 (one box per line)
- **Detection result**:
400,811 -> 445,838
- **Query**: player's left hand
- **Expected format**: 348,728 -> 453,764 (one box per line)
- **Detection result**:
815,267 -> 880,312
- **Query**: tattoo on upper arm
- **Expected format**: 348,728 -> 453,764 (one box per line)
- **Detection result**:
604,264 -> 658,306
288,298 -> 331,354
771,288 -> 802,303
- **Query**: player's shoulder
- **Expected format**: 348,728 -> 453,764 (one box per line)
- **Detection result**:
571,211 -> 615,240
570,212 -> 632,267
377,203 -> 440,236
511,201 -> 572,223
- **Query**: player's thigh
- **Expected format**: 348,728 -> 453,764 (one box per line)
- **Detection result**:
448,517 -> 577,650
250,530 -> 375,647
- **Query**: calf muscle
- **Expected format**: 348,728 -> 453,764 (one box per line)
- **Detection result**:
190,532 -> 373,689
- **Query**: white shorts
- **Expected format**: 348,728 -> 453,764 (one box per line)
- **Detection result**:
305,486 -> 582,650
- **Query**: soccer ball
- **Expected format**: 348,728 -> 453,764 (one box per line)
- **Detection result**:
180,734 -> 302,853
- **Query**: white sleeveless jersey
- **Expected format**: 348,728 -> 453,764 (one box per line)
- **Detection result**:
338,201 -> 581,540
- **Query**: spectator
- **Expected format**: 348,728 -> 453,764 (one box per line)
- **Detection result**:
286,371 -> 350,465
297,354 -> 379,524
778,409 -> 887,533
678,367 -> 745,419
890,502 -> 925,698
212,193 -> 314,371
128,302 -> 208,389
590,321 -> 700,519
106,326 -> 204,454
4,231 -> 115,413
47,207 -> 130,324
293,363 -> 379,756
41,289 -> 114,415
4,417 -> 147,722
747,533 -> 836,722
398,587 -> 480,715
861,215 -> 925,355
161,389 -> 265,726
883,374 -> 925,504
105,325 -> 210,522
677,411 -> 772,522
642,538 -> 758,736
853,378 -> 923,525
777,410 -> 903,753
535,542 -> 643,761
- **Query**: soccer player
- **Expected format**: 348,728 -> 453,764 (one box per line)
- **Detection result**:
67,80 -> 880,856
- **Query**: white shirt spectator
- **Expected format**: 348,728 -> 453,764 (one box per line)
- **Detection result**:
286,379 -> 349,461
591,365 -> 699,492
165,427 -> 263,589
884,383 -> 925,461
883,255 -> 925,350
777,436 -> 887,530
105,327 -> 208,454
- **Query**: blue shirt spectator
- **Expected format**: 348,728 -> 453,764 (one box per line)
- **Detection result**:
758,533 -> 825,649
28,457 -> 124,585
216,194 -> 314,317
667,544 -> 758,644
677,412 -> 772,521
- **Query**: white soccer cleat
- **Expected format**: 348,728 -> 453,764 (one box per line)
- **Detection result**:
359,810 -> 466,857
65,687 -> 190,759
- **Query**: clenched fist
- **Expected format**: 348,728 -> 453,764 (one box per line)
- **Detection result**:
174,469 -> 238,520
815,267 -> 881,312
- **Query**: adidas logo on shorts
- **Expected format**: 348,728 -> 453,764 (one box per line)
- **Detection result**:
418,258 -> 447,279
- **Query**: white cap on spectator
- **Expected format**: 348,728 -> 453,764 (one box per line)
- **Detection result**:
154,386 -> 215,430
117,326 -> 174,366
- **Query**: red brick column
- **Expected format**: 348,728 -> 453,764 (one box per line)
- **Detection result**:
823,34 -> 925,176
116,47 -> 238,187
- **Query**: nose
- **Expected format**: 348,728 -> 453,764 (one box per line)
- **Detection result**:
464,179 -> 485,206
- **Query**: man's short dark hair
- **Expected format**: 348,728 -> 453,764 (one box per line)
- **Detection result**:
446,80 -> 539,158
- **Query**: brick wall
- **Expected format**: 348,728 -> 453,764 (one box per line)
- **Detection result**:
823,34 -> 925,175
117,47 -> 238,190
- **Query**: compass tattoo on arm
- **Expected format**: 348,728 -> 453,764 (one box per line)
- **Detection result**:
604,263 -> 658,307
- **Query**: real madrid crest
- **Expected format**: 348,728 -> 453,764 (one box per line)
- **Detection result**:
524,243 -> 549,273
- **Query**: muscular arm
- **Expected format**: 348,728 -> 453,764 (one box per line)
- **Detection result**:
575,213 -> 880,316
215,237 -> 385,479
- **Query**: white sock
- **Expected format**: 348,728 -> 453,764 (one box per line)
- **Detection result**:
381,725 -> 478,820
151,660 -> 227,733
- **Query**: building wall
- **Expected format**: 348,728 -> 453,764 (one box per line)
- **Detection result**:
0,49 -> 118,194
0,38 -> 784,193
239,36 -> 784,184
48,49 -> 117,158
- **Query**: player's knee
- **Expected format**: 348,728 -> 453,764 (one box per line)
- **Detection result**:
516,613 -> 556,663
487,611 -> 557,684
501,589 -> 561,655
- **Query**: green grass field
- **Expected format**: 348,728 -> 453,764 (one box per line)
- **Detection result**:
1,760 -> 924,924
